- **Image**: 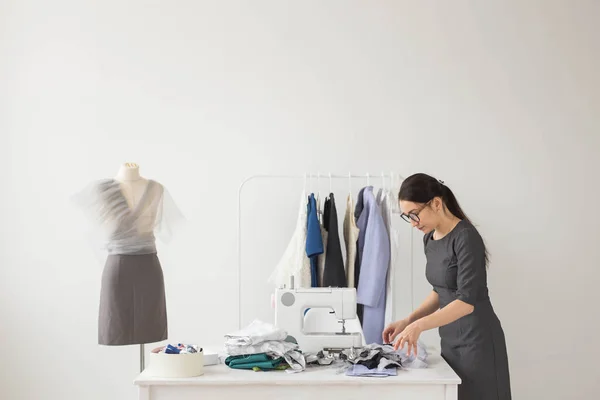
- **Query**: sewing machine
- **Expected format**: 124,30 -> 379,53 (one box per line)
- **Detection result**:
274,287 -> 364,353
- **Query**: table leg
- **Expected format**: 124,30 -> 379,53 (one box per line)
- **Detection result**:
139,385 -> 150,400
445,384 -> 457,400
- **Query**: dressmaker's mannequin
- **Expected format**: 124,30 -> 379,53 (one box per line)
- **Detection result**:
75,162 -> 182,372
113,163 -> 163,237
110,162 -> 164,370
115,163 -> 148,206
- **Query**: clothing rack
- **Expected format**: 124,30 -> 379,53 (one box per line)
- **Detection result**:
236,172 -> 414,331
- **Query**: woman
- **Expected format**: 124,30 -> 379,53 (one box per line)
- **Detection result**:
383,173 -> 511,400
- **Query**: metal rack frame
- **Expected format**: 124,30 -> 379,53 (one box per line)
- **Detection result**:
236,172 -> 413,330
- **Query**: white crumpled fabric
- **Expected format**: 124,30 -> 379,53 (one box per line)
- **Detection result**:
225,319 -> 288,346
224,320 -> 306,373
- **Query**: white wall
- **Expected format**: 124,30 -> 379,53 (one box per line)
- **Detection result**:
1,1 -> 599,399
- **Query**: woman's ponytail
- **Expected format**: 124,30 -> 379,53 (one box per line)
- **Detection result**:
399,173 -> 490,267
439,184 -> 470,224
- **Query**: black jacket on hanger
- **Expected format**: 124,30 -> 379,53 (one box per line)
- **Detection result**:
354,187 -> 366,323
322,193 -> 346,287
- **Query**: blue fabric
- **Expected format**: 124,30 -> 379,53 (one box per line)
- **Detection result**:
356,187 -> 390,345
305,193 -> 323,287
345,364 -> 397,377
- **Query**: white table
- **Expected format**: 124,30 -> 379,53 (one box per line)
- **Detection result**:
133,351 -> 461,400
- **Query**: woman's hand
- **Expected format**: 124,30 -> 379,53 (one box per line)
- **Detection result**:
382,318 -> 410,344
393,321 -> 423,356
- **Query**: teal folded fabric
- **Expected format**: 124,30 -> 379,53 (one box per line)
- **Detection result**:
225,353 -> 286,370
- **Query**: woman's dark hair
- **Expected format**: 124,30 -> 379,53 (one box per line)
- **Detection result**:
399,173 -> 489,266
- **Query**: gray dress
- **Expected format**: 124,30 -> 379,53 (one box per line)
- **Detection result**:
96,179 -> 168,345
99,252 -> 167,345
75,178 -> 182,346
424,220 -> 511,400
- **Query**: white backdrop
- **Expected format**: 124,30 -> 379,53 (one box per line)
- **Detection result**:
1,1 -> 599,400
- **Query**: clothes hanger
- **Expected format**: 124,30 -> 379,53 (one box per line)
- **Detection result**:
317,171 -> 321,199
329,172 -> 332,195
348,172 -> 352,196
316,171 -> 320,202
317,172 -> 322,220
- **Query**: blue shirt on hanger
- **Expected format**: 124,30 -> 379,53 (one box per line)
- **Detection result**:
306,193 -> 324,287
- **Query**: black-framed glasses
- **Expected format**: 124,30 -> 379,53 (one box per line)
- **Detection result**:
400,200 -> 432,223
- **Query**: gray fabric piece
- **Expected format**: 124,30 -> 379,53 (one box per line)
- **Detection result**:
340,343 -> 403,368
224,340 -> 298,357
424,220 -> 511,400
305,351 -> 335,365
98,253 -> 167,345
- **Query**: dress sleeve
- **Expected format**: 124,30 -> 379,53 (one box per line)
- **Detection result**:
454,228 -> 486,306
422,231 -> 433,251
154,184 -> 185,244
70,179 -> 113,262
422,233 -> 438,293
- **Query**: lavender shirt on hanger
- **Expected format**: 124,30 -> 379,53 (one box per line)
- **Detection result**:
356,186 -> 390,345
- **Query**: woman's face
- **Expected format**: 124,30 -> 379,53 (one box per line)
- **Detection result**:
399,198 -> 441,234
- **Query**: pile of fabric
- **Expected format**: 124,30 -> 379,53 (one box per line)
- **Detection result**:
343,342 -> 428,377
223,320 -> 306,372
151,343 -> 200,354
306,342 -> 428,377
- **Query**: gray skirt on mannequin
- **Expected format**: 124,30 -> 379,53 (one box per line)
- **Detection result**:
98,253 -> 168,345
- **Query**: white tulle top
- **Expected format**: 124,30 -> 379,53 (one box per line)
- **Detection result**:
74,178 -> 183,256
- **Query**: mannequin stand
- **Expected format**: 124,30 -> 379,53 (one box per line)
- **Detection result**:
140,344 -> 145,372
